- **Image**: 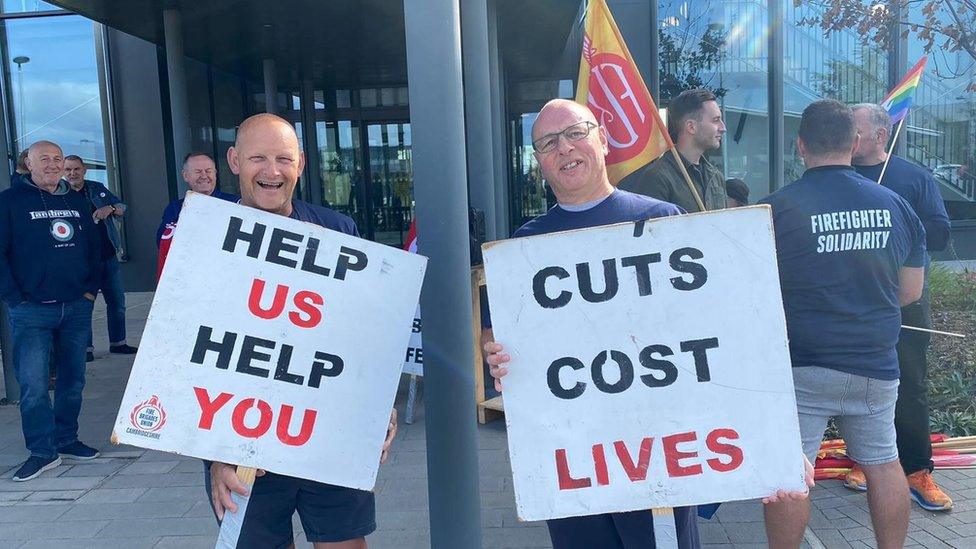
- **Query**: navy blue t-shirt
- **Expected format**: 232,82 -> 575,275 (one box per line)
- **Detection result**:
481,190 -> 684,328
855,155 -> 950,252
496,190 -> 700,548
513,189 -> 683,238
288,199 -> 359,237
759,165 -> 926,380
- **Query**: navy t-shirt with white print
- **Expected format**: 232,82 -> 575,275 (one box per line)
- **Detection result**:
759,165 -> 926,380
491,189 -> 703,549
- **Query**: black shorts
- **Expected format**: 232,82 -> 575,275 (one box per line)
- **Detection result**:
204,467 -> 376,548
546,507 -> 700,549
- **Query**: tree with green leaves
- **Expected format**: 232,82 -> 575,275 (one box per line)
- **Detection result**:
794,0 -> 976,88
658,5 -> 728,101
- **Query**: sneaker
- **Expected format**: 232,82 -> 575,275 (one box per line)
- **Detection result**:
12,456 -> 62,482
907,470 -> 953,511
844,464 -> 867,491
85,351 -> 94,362
109,344 -> 137,355
58,441 -> 100,461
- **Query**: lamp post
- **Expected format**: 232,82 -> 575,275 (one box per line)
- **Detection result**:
12,56 -> 29,144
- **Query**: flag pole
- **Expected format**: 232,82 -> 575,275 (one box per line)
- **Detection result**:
876,118 -> 905,185
667,147 -> 707,212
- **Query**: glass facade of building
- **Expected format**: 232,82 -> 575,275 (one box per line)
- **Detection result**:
0,1 -> 972,265
508,0 -> 976,240
0,10 -> 112,185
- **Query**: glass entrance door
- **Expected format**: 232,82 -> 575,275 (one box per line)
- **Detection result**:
313,119 -> 413,248
316,120 -> 366,231
365,122 -> 412,248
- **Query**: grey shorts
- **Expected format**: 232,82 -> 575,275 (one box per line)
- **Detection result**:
793,366 -> 900,466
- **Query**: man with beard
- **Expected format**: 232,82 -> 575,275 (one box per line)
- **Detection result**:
619,88 -> 727,212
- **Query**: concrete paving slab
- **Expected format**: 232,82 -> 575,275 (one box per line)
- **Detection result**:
0,291 -> 972,548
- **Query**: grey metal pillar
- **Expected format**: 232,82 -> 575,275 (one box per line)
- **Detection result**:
0,122 -> 14,402
461,0 -> 497,241
300,77 -> 323,205
162,8 -> 191,196
403,1 -> 482,547
649,0 -> 659,101
767,0 -> 785,193
887,0 -> 908,157
487,0 -> 509,238
263,59 -> 277,114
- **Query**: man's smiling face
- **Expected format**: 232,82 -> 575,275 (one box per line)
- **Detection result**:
228,114 -> 305,216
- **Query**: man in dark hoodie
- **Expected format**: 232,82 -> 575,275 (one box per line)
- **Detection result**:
0,140 -> 103,482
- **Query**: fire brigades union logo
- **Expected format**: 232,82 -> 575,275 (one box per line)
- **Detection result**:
584,52 -> 654,164
130,395 -> 167,432
50,219 -> 74,242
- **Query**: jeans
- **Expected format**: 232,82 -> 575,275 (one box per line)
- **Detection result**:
895,285 -> 934,474
8,298 -> 94,459
87,256 -> 127,349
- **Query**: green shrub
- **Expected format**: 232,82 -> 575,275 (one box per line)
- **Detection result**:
929,266 -> 976,312
926,267 -> 976,437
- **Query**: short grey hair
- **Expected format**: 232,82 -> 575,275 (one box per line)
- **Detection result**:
852,103 -> 892,134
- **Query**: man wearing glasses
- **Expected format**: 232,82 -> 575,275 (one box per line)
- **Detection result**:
155,152 -> 239,278
484,98 -> 697,548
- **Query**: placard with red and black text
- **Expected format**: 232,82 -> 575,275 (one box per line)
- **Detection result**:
113,193 -> 426,490
482,206 -> 805,521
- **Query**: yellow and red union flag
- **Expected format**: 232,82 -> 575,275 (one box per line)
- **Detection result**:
575,0 -> 671,185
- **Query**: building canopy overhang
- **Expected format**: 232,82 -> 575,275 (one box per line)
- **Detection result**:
50,0 -> 582,91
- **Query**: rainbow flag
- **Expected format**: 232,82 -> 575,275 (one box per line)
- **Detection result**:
881,57 -> 927,124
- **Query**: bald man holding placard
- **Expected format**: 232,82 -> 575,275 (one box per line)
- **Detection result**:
113,114 -> 419,549
483,99 -> 813,549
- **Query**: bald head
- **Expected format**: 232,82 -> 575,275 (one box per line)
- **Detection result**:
235,113 -> 299,148
26,140 -> 64,192
532,99 -> 597,141
530,98 -> 611,205
228,113 -> 305,216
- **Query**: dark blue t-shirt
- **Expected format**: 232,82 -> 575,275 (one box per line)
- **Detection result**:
759,165 -> 926,380
481,190 -> 684,328
513,189 -> 683,238
855,155 -> 950,252
497,190 -> 700,548
288,199 -> 359,237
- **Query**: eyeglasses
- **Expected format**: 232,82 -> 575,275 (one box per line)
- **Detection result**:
189,169 -> 216,177
532,121 -> 597,154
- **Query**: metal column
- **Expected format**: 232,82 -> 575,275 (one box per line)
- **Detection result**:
0,145 -> 14,402
263,59 -> 277,114
299,77 -> 323,206
487,0 -> 509,238
403,0 -> 483,547
767,0 -> 785,193
887,0 -> 908,157
462,0 -> 497,240
162,9 -> 191,196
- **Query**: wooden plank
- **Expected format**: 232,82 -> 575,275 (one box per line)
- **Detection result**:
482,396 -> 504,411
472,266 -> 487,417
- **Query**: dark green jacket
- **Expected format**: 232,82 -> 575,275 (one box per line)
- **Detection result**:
619,150 -> 726,213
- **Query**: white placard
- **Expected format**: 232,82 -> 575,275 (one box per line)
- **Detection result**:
402,309 -> 423,376
113,193 -> 426,490
482,206 -> 805,521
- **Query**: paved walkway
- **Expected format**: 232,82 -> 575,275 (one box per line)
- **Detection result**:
0,293 -> 973,548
